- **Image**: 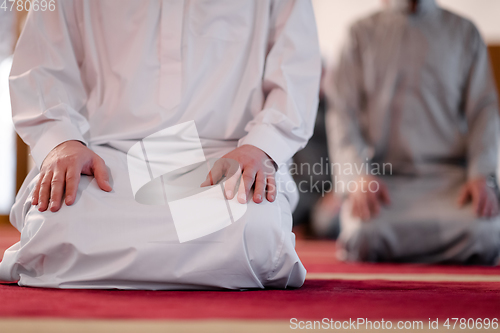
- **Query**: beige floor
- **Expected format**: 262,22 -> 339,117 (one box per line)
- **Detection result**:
306,272 -> 500,282
0,319 -> 484,333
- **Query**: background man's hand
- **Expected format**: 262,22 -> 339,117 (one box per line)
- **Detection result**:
349,175 -> 391,221
458,177 -> 499,218
32,140 -> 112,212
201,145 -> 277,204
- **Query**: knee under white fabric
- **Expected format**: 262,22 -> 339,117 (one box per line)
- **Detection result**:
0,144 -> 305,289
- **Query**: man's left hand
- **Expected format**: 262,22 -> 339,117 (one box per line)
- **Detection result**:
201,145 -> 277,204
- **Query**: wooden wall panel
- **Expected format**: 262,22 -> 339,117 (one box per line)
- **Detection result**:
488,45 -> 500,103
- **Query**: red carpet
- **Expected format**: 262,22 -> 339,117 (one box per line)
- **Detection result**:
297,241 -> 500,275
1,224 -> 500,321
0,280 -> 499,320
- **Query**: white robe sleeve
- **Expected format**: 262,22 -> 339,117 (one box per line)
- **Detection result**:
10,2 -> 89,169
463,26 -> 500,180
238,0 -> 321,166
325,26 -> 372,184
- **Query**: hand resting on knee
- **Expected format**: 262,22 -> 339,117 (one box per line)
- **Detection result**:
32,140 -> 112,213
201,144 -> 277,204
458,177 -> 499,218
349,175 -> 391,221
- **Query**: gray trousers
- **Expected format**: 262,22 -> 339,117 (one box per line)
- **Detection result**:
338,169 -> 500,265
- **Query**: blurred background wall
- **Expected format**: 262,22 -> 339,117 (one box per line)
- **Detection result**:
312,0 -> 500,93
313,0 -> 500,60
0,10 -> 17,219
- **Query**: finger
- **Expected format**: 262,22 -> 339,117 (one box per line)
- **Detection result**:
367,192 -> 380,217
93,156 -> 112,192
237,168 -> 256,204
65,166 -> 81,206
224,164 -> 242,200
483,197 -> 495,218
486,202 -> 494,218
253,171 -> 266,203
351,198 -> 360,218
200,170 -> 214,187
266,174 -> 277,202
473,191 -> 485,217
49,170 -> 66,212
360,199 -> 371,221
457,185 -> 470,207
378,182 -> 391,205
32,172 -> 44,205
38,171 -> 53,212
356,196 -> 370,221
201,159 -> 226,187
485,193 -> 498,218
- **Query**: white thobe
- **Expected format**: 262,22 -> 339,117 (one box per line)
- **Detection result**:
326,0 -> 500,264
0,0 -> 321,289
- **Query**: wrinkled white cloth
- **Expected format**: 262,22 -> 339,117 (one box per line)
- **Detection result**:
1,143 -> 305,289
326,0 -> 500,264
0,0 -> 321,289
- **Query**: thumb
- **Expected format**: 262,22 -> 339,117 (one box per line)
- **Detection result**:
93,156 -> 112,192
457,184 -> 470,207
200,171 -> 213,187
378,181 -> 391,205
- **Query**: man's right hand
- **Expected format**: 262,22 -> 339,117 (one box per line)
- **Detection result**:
349,175 -> 391,221
457,177 -> 499,218
32,140 -> 112,212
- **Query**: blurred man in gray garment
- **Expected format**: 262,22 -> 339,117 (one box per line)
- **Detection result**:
326,0 -> 500,264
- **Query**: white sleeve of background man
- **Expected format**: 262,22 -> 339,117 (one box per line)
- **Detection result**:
238,0 -> 321,167
10,2 -> 89,169
325,26 -> 372,186
463,25 -> 500,180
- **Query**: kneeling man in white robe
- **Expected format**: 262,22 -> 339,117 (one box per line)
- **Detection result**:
0,0 -> 321,289
326,0 -> 500,264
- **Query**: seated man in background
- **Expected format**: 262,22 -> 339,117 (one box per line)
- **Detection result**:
292,63 -> 342,239
0,1 -> 321,289
326,0 -> 500,264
